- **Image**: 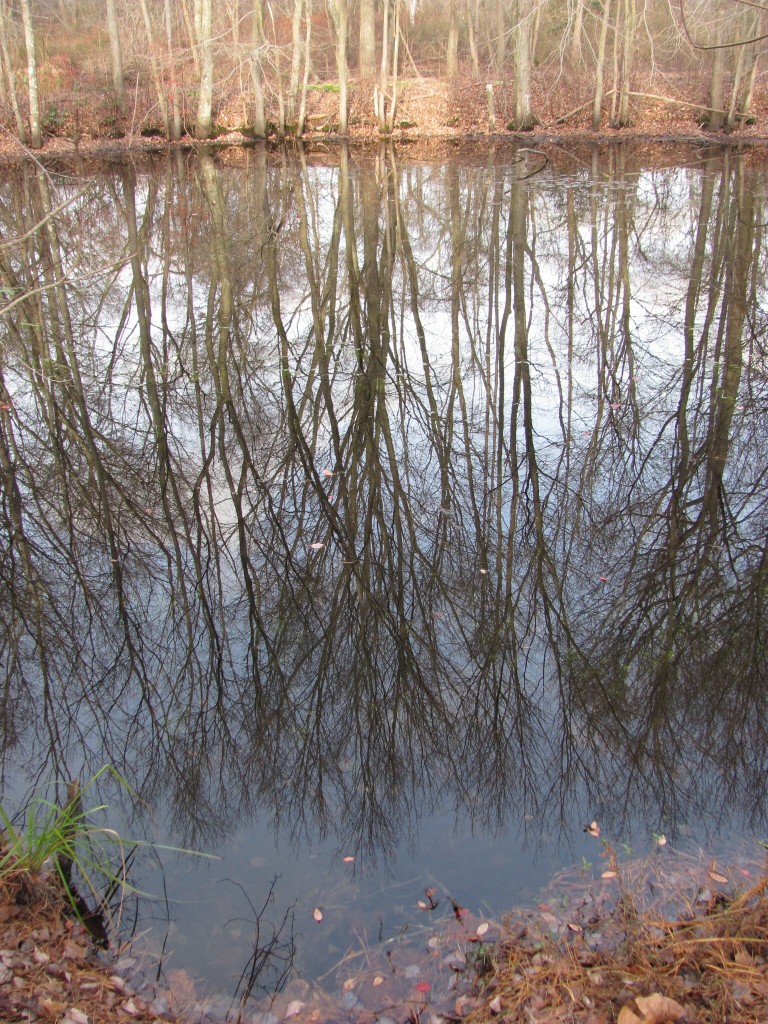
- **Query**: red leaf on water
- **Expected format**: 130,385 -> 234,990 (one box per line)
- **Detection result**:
415,982 -> 431,993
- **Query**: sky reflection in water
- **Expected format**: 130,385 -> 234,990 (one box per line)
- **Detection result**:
0,143 -> 766,994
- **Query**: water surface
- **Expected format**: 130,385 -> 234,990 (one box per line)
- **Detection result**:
1,142 -> 767,1000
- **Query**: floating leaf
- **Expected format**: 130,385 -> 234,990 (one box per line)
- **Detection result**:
342,855 -> 355,863
708,870 -> 728,884
476,922 -> 489,937
584,821 -> 601,838
309,543 -> 325,550
479,569 -> 488,575
599,575 -> 609,582
285,1000 -> 306,1018
373,976 -> 384,987
656,834 -> 667,846
601,870 -> 618,879
313,907 -> 323,922
488,995 -> 503,1015
415,982 -> 431,993
343,978 -> 356,991
567,922 -> 582,932
611,402 -> 621,409
323,469 -> 334,477
417,900 -> 429,910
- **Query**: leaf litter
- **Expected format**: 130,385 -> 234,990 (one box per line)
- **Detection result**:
4,841 -> 768,1024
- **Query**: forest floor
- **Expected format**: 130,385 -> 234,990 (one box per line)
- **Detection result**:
3,839 -> 768,1024
3,67 -> 768,164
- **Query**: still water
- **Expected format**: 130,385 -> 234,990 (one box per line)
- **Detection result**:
0,141 -> 767,1002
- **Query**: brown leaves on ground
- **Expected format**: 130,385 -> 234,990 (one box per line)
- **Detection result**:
0,871 -> 175,1024
466,845 -> 768,1024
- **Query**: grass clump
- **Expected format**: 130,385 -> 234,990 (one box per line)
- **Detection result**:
0,765 -> 137,941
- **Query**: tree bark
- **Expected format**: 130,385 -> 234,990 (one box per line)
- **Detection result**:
105,0 -> 126,114
592,0 -> 612,130
250,0 -> 267,136
165,0 -> 182,139
359,0 -> 376,76
0,3 -> 26,143
195,0 -> 214,138
511,0 -> 538,130
327,0 -> 349,135
446,0 -> 459,77
19,0 -> 41,148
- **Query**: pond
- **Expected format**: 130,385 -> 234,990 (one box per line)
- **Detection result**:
1,140 -> 767,1007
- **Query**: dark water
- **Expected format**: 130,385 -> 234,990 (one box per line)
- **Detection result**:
1,141 -> 767,1001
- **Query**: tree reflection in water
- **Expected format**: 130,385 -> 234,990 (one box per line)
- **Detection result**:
0,142 -> 766,985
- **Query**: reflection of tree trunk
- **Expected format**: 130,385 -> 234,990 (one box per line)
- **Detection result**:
704,162 -> 755,520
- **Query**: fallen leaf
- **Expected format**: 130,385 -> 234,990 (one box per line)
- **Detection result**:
62,1011 -> 88,1024
415,982 -> 431,993
476,922 -> 489,936
373,976 -> 384,987
656,834 -> 667,846
313,907 -> 323,922
323,469 -> 334,477
584,822 -> 601,838
611,403 -> 621,409
635,992 -> 686,1022
285,1000 -> 305,1018
418,900 -> 429,910
489,995 -> 503,1015
343,978 -> 356,991
708,870 -> 728,884
599,575 -> 609,582
309,542 -> 325,550
342,856 -> 355,863
601,870 -> 618,879
37,999 -> 66,1020
567,922 -> 582,932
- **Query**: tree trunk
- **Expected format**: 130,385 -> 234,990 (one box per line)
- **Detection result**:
570,0 -> 584,64
297,0 -> 312,136
511,0 -> 538,130
446,0 -> 459,77
138,0 -> 169,133
19,0 -> 41,148
165,0 -> 182,139
289,0 -> 304,118
195,0 -> 214,138
0,3 -> 27,143
495,0 -> 505,73
592,0 -> 612,130
105,0 -> 126,115
359,0 -> 376,76
327,0 -> 348,135
250,0 -> 267,136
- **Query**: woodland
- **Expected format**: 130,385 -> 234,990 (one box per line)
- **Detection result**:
0,0 -> 766,148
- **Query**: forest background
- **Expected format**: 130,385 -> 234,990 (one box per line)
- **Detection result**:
0,0 -> 767,151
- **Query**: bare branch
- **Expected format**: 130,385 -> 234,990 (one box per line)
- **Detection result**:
679,0 -> 768,49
